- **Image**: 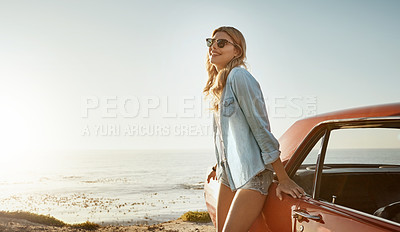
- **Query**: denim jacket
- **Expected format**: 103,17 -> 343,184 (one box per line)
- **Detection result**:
213,66 -> 281,191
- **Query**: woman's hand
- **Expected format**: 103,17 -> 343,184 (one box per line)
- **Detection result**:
271,158 -> 305,200
207,170 -> 217,183
276,178 -> 305,201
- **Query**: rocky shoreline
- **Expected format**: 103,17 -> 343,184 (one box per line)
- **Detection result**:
0,216 -> 215,232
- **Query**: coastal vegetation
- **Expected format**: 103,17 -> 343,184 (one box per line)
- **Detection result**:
180,211 -> 211,223
0,211 -> 100,230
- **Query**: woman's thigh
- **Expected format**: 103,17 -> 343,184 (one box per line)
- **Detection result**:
216,182 -> 236,232
223,188 -> 267,232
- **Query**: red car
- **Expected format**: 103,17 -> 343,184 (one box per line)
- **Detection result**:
204,103 -> 400,231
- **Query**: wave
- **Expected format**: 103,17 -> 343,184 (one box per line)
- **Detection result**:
80,177 -> 130,184
176,182 -> 204,190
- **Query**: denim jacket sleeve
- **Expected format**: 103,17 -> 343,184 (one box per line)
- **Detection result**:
230,68 -> 281,165
212,113 -> 220,165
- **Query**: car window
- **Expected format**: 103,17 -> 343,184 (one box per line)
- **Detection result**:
302,138 -> 322,165
293,137 -> 323,195
325,128 -> 400,165
318,127 -> 400,222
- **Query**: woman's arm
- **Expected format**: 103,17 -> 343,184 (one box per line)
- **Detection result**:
230,68 -> 305,200
230,68 -> 281,165
272,158 -> 305,200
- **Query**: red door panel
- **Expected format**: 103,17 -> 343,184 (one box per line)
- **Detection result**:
294,197 -> 400,232
254,183 -> 301,232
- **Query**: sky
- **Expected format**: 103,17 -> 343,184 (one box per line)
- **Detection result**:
0,0 -> 399,155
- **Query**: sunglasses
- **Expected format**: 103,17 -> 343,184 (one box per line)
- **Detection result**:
206,38 -> 237,48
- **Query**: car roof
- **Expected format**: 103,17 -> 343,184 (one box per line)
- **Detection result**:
279,102 -> 400,162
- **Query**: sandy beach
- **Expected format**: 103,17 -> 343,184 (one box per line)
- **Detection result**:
0,216 -> 215,231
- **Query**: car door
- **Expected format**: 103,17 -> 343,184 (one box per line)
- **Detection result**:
291,119 -> 400,232
294,196 -> 396,232
258,126 -> 394,232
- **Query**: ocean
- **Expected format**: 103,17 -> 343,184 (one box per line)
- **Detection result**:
0,150 -> 215,225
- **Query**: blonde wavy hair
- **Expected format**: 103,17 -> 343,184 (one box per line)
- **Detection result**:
203,26 -> 247,112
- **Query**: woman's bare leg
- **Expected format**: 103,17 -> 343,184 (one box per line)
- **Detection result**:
216,183 -> 236,232
222,189 -> 267,232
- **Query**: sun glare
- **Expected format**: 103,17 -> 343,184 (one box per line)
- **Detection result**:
0,93 -> 46,180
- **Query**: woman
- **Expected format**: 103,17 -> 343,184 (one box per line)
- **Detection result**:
204,26 -> 305,232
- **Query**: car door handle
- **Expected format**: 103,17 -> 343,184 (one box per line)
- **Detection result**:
293,209 -> 321,221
